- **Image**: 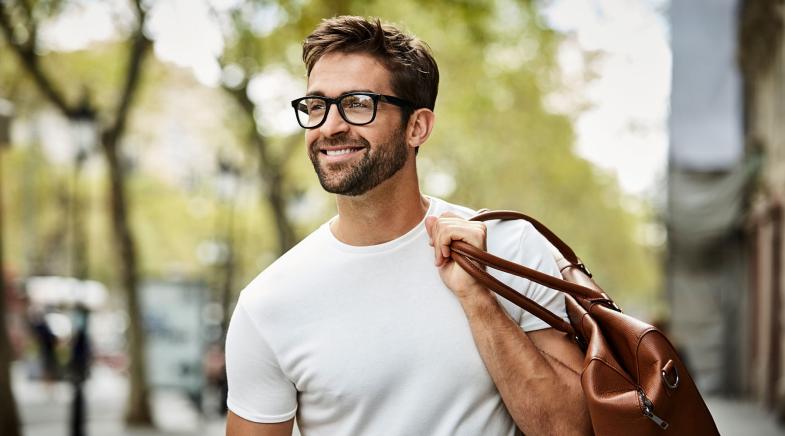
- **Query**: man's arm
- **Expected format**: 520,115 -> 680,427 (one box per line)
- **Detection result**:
226,411 -> 294,436
425,214 -> 592,436
458,289 -> 591,435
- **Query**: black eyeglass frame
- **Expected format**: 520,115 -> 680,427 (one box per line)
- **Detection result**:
290,92 -> 414,129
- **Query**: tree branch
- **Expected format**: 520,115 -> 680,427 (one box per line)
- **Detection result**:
105,0 -> 151,143
0,1 -> 76,117
223,80 -> 280,169
17,0 -> 35,45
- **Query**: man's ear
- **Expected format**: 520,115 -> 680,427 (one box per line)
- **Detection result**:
406,108 -> 436,150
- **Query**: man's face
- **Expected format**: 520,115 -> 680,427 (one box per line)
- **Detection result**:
305,52 -> 410,196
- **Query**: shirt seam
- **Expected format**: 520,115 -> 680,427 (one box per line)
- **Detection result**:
236,298 -> 297,387
227,396 -> 297,423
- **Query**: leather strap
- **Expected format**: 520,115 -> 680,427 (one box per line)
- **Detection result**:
469,210 -> 592,277
451,241 -> 601,301
448,210 -> 617,333
451,251 -> 576,334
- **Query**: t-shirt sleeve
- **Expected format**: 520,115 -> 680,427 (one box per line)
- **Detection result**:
515,225 -> 569,331
225,299 -> 297,423
487,220 -> 568,332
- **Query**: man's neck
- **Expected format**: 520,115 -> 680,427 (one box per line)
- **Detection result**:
331,173 -> 429,246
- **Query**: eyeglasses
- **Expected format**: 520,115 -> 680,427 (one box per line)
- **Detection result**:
291,92 -> 413,129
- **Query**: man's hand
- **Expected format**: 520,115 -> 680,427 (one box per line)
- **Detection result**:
424,212 -> 490,301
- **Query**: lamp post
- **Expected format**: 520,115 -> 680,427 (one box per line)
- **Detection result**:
216,157 -> 239,339
69,104 -> 97,281
215,156 -> 239,415
68,101 -> 96,436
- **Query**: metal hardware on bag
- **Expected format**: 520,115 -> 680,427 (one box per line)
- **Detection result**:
586,298 -> 622,312
639,390 -> 669,430
662,364 -> 680,390
573,334 -> 587,351
575,262 -> 592,277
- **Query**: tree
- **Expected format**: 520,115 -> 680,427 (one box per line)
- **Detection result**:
0,0 -> 155,426
0,100 -> 20,436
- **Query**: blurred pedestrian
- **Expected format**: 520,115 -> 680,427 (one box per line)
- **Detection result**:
28,306 -> 59,383
68,304 -> 91,436
203,341 -> 227,415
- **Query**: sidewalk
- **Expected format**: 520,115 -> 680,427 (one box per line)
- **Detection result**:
13,362 -> 226,436
12,360 -> 784,436
707,396 -> 785,436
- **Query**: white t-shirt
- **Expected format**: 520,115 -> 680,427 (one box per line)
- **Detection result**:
225,196 -> 568,436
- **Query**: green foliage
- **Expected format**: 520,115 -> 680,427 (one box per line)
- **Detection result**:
0,0 -> 662,308
42,44 -> 130,119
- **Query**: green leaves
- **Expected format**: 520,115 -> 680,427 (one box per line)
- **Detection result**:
0,0 -> 660,303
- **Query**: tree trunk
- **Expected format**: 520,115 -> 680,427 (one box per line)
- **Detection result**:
222,83 -> 298,255
260,155 -> 297,255
101,133 -> 153,425
0,149 -> 21,436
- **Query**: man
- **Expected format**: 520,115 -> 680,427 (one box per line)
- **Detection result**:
225,16 -> 590,436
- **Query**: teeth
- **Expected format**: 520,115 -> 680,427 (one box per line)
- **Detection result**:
325,148 -> 356,156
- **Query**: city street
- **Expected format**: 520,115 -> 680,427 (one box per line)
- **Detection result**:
12,360 -> 784,436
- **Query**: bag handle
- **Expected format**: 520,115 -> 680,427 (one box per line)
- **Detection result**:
469,210 -> 592,277
448,210 -> 618,333
450,251 -> 577,335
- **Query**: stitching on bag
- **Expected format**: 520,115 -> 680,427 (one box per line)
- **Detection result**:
587,355 -> 637,388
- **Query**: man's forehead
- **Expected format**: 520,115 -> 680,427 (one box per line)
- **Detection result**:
306,52 -> 392,96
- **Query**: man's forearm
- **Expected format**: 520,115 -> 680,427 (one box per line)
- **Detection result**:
458,287 -> 591,436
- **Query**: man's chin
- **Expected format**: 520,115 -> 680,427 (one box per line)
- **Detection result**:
320,180 -> 366,196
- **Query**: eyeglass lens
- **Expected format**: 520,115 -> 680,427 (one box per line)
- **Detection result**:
296,94 -> 376,128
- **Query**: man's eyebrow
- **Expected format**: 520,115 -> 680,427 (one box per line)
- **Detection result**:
304,89 -> 377,97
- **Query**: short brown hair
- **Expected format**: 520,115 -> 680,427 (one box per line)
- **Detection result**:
302,16 -> 439,114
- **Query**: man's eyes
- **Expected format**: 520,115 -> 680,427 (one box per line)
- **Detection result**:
343,98 -> 373,109
302,95 -> 373,113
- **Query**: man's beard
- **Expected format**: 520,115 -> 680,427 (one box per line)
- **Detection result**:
309,129 -> 409,196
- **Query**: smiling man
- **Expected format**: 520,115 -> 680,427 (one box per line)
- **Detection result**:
225,16 -> 590,436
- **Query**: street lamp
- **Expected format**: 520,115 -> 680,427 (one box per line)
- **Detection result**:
68,104 -> 97,281
215,157 -> 240,337
67,101 -> 97,436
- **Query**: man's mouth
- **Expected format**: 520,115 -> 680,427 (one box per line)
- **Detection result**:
321,147 -> 364,156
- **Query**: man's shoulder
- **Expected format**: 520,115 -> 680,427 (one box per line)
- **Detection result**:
433,197 -> 540,245
430,196 -> 477,219
237,223 -> 331,307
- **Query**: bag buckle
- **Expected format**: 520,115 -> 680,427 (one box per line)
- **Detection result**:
575,262 -> 592,277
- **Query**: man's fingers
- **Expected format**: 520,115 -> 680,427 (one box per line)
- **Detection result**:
426,213 -> 487,267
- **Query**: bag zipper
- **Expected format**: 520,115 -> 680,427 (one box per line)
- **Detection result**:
639,390 -> 669,430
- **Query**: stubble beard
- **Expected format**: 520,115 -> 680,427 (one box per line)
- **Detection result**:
309,128 -> 409,196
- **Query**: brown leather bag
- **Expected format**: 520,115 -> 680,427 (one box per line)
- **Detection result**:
450,210 -> 719,436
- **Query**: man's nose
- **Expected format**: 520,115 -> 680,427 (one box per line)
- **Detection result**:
319,105 -> 350,137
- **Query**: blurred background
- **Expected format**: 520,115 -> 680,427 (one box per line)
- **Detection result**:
0,0 -> 782,435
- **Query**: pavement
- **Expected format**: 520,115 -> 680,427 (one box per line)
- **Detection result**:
11,360 -> 785,436
13,362 -> 226,436
707,397 -> 785,436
